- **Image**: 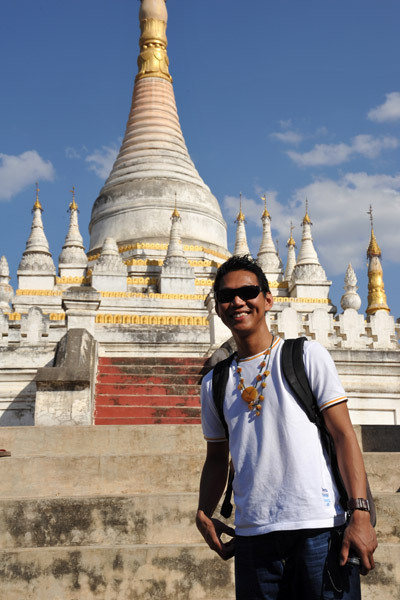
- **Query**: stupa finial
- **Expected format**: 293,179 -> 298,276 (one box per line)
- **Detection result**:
235,193 -> 246,223
261,194 -> 270,219
69,186 -> 78,212
287,221 -> 296,247
171,193 -> 180,220
302,198 -> 312,225
136,0 -> 172,82
33,182 -> 42,211
366,205 -> 381,257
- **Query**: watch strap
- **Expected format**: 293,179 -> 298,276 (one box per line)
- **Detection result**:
347,497 -> 370,512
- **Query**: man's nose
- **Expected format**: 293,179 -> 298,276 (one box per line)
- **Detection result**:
231,295 -> 245,306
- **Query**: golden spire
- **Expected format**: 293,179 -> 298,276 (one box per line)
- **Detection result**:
235,193 -> 246,223
287,221 -> 296,247
366,206 -> 389,315
33,182 -> 42,211
261,194 -> 270,219
366,205 -> 381,257
69,186 -> 78,211
171,194 -> 180,219
302,198 -> 312,225
136,0 -> 172,83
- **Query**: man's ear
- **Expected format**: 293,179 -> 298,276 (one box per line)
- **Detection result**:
264,292 -> 274,313
215,300 -> 220,317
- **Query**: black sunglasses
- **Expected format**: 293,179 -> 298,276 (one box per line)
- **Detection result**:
216,285 -> 261,304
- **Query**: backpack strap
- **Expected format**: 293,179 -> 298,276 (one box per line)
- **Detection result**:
212,353 -> 235,518
282,337 -> 349,513
212,353 -> 235,440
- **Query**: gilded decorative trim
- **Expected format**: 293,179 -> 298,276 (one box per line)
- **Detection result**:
273,296 -> 331,304
16,290 -> 63,296
3,312 -> 21,321
88,243 -> 229,262
195,279 -> 213,286
56,276 -> 86,284
269,281 -> 289,289
100,291 -> 206,300
127,277 -> 158,286
49,313 -> 66,321
96,314 -> 208,326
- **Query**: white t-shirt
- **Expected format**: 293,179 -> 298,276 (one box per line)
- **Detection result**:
201,337 -> 347,536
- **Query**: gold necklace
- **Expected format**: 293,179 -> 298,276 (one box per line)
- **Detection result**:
236,336 -> 275,416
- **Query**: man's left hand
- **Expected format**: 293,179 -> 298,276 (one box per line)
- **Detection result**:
340,511 -> 378,576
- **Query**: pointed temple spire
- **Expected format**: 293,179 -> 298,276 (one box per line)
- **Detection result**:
18,184 -> 56,289
295,200 -> 324,270
366,206 -> 389,315
233,194 -> 250,257
0,256 -> 13,310
88,0 -> 227,258
257,194 -> 283,282
58,187 -> 88,279
290,201 -> 331,300
284,222 -> 297,282
159,198 -> 195,294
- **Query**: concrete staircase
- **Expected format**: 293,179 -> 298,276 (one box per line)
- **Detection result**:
94,358 -> 209,425
0,424 -> 397,599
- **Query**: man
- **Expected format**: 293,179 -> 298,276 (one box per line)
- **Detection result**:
196,255 -> 377,599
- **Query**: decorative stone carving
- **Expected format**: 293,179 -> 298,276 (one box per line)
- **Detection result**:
0,256 -> 13,309
341,264 -> 361,312
92,238 -> 128,293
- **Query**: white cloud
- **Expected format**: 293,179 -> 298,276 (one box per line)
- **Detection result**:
223,173 -> 400,278
287,135 -> 398,167
368,92 -> 400,122
0,151 -> 55,201
287,172 -> 400,274
85,145 -> 118,179
65,145 -> 88,159
270,130 -> 303,145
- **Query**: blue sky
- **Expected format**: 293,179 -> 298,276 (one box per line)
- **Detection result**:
1,0 -> 399,318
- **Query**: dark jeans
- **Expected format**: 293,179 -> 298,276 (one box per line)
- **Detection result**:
235,527 -> 361,600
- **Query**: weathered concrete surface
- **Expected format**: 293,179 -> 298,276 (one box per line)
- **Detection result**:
0,424 -> 206,457
0,454 -> 204,499
1,423 -> 398,457
0,494 -> 204,548
362,453 -> 400,493
361,544 -> 400,600
0,545 -> 235,600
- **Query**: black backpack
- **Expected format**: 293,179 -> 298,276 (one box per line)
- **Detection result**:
211,337 -> 376,525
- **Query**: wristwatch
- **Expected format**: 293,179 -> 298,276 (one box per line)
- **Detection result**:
347,497 -> 370,513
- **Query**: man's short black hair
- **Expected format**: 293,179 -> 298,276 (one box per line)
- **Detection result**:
213,255 -> 270,296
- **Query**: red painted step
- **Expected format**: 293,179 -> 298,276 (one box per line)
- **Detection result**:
94,356 -> 211,425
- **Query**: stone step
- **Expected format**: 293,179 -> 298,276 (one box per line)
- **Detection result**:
360,543 -> 400,600
0,425 -> 206,457
99,357 -> 208,367
0,454 -> 204,499
95,395 -> 201,407
374,493 -> 400,545
94,405 -> 201,421
0,451 -> 397,500
363,453 -> 400,493
0,544 -> 235,600
98,364 -> 210,376
0,493 -> 204,549
97,372 -> 203,385
0,492 -> 396,551
95,382 -> 200,396
94,416 -> 202,426
0,542 -> 397,600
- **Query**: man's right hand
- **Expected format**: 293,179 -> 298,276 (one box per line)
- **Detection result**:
196,510 -> 235,560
